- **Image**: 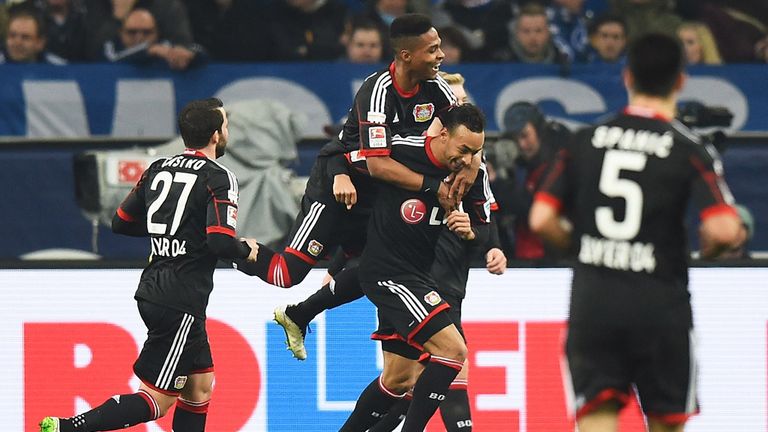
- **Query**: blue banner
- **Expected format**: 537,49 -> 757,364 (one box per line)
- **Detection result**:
0,63 -> 766,137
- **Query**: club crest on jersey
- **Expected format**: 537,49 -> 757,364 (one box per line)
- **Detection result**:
400,199 -> 426,224
174,376 -> 188,390
413,103 -> 435,122
368,126 -> 387,148
424,291 -> 441,306
308,239 -> 324,256
227,206 -> 237,228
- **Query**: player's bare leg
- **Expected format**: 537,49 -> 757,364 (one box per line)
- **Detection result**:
576,401 -> 620,432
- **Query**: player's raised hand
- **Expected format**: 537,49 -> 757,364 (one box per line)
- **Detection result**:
333,174 -> 357,210
486,248 -> 507,275
447,210 -> 475,240
242,238 -> 259,262
448,154 -> 480,202
437,181 -> 458,211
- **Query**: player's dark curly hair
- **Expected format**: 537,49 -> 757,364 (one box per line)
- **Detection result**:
178,98 -> 224,149
440,103 -> 486,134
390,14 -> 433,54
627,33 -> 684,98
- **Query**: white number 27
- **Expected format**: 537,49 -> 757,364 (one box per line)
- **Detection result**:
595,150 -> 647,240
146,171 -> 197,235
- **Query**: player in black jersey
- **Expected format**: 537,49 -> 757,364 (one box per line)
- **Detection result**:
39,98 -> 258,432
338,104 -> 486,432
529,34 -> 744,432
232,15 -> 488,296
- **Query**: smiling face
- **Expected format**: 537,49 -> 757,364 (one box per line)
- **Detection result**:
405,27 -> 445,80
441,125 -> 484,171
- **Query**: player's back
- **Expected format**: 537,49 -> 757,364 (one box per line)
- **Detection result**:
564,109 -> 732,287
136,150 -> 238,318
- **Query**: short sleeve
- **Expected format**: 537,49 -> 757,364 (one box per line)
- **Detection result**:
206,170 -> 239,237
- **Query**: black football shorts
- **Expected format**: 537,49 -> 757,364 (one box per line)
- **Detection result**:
133,300 -> 213,395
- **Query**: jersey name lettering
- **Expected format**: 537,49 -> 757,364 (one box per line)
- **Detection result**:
578,234 -> 656,273
161,156 -> 207,170
591,126 -> 673,158
151,238 -> 187,257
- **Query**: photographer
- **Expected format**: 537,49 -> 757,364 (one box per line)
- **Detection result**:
487,102 -> 571,262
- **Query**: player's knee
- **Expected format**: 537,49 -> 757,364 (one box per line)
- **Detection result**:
432,341 -> 467,364
380,369 -> 417,395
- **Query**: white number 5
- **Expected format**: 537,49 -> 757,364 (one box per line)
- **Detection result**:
596,150 -> 647,240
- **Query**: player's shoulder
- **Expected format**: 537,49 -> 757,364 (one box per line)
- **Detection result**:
358,67 -> 393,93
424,74 -> 457,103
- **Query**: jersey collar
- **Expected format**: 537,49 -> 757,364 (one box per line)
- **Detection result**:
623,105 -> 673,122
424,136 -> 447,169
389,62 -> 420,98
183,148 -> 208,158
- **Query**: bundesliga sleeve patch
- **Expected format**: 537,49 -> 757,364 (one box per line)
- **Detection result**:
368,126 -> 387,148
227,206 -> 238,228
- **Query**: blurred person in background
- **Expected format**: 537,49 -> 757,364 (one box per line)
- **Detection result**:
487,101 -> 571,262
699,0 -> 768,63
85,0 -> 194,61
584,12 -> 627,64
101,7 -> 207,69
608,0 -> 682,41
677,21 -> 722,65
430,0 -> 512,62
343,18 -> 384,63
494,2 -> 568,65
264,0 -> 348,61
547,0 -> 594,63
185,0 -> 268,61
714,204 -> 754,259
437,25 -> 469,64
353,0 -> 411,59
0,5 -> 66,63
14,0 -> 89,61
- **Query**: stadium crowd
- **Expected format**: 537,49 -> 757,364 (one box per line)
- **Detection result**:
0,0 -> 767,67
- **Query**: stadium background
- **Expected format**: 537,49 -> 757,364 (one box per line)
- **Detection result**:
1,62 -> 766,431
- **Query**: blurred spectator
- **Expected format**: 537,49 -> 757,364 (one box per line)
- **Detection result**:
438,70 -> 468,103
102,8 -> 207,69
677,21 -> 722,65
264,0 -> 347,61
699,1 -> 768,63
486,101 -> 571,261
185,0 -> 269,61
608,0 -> 682,41
547,0 -> 594,63
438,25 -> 469,64
0,5 -> 66,63
584,12 -> 627,64
12,0 -> 89,61
354,0 -> 412,57
430,0 -> 512,61
85,0 -> 194,60
343,18 -> 384,63
494,2 -> 568,64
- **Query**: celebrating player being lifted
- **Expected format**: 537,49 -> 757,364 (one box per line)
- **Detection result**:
233,14 -> 482,290
337,103 -> 486,432
529,34 -> 744,432
40,98 -> 259,432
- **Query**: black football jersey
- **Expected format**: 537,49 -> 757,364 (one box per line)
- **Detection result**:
334,62 -> 457,155
431,161 -> 495,298
537,107 -> 736,285
117,149 -> 240,318
358,134 -> 456,283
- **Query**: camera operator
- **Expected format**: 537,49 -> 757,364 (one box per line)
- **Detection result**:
487,101 -> 571,262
